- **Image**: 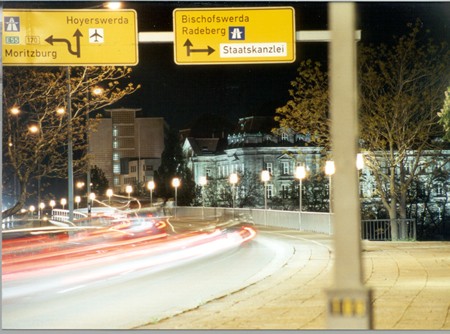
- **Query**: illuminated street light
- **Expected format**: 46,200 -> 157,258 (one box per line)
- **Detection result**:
199,176 -> 207,219
229,173 -> 239,217
28,124 -> 39,134
105,2 -> 122,10
88,192 -> 96,216
356,153 -> 364,171
10,107 -> 20,115
75,196 -> 81,209
106,189 -> 113,204
56,107 -> 65,116
49,199 -> 56,212
147,180 -> 155,207
325,160 -> 335,213
29,205 -> 35,217
126,185 -> 133,199
261,170 -> 270,226
295,165 -> 307,213
172,178 -> 180,217
60,198 -> 67,210
38,202 -> 45,219
92,86 -> 104,96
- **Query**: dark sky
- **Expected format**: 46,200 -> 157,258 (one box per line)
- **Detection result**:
6,1 -> 450,130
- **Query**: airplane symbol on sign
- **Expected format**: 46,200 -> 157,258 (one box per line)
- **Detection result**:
89,28 -> 104,43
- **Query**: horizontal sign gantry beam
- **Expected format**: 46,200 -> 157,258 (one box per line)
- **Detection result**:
138,30 -> 362,43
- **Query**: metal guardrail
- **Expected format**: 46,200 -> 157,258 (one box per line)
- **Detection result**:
361,219 -> 416,241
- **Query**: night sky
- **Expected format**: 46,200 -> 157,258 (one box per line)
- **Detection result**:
5,1 -> 450,130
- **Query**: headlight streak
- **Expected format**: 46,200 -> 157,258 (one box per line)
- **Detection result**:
2,221 -> 257,299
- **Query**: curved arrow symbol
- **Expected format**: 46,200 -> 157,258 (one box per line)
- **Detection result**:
184,39 -> 215,57
46,29 -> 83,58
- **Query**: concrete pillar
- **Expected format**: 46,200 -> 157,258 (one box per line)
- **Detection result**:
326,2 -> 372,329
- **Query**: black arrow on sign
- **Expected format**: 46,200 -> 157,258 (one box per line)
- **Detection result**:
184,39 -> 215,57
45,29 -> 83,58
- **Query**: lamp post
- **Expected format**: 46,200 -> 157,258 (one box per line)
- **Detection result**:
199,176 -> 207,219
295,165 -> 307,230
49,200 -> 56,217
229,173 -> 239,218
325,160 -> 335,213
147,180 -> 155,207
38,202 -> 45,219
172,177 -> 180,217
106,189 -> 113,205
295,165 -> 307,212
89,192 -> 96,216
29,205 -> 35,218
261,170 -> 270,226
86,86 -> 103,206
60,198 -> 67,210
75,196 -> 81,209
126,185 -> 133,199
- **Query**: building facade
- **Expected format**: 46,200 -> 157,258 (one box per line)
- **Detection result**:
89,107 -> 168,193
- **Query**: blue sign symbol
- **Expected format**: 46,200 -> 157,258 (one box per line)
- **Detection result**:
229,27 -> 245,40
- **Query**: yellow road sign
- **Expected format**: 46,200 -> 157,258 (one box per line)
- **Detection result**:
3,9 -> 138,66
173,7 -> 296,65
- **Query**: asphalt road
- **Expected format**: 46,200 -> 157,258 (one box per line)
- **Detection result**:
2,229 -> 293,329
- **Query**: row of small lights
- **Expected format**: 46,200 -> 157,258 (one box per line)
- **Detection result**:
25,155 -> 364,213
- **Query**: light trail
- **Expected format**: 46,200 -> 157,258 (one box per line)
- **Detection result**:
2,214 -> 257,300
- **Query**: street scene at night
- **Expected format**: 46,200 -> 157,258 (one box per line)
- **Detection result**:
1,0 -> 450,332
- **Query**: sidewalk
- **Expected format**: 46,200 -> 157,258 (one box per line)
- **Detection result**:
137,231 -> 450,330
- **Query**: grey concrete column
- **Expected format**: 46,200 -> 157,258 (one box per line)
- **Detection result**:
326,2 -> 372,329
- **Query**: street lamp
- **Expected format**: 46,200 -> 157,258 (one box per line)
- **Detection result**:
75,196 -> 81,209
172,177 -> 180,217
39,202 -> 45,219
229,173 -> 239,217
106,189 -> 113,204
89,192 -> 96,216
28,124 -> 39,134
10,106 -> 20,115
356,153 -> 364,171
147,180 -> 155,207
126,185 -> 133,199
49,200 -> 56,217
29,205 -> 35,217
199,176 -> 207,219
261,170 -> 270,226
325,160 -> 335,213
60,198 -> 67,210
295,165 -> 307,212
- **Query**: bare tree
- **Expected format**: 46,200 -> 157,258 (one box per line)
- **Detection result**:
359,21 -> 449,239
3,66 -> 140,218
274,22 -> 449,240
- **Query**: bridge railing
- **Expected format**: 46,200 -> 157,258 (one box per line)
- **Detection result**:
175,206 -> 333,235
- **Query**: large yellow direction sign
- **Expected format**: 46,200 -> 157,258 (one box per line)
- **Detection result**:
3,10 -> 138,66
173,7 -> 296,65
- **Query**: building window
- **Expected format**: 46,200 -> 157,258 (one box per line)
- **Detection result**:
266,162 -> 273,174
113,163 -> 120,173
206,168 -> 211,177
267,184 -> 273,198
281,133 -> 288,141
113,153 -> 120,161
281,161 -> 289,175
131,166 -> 136,173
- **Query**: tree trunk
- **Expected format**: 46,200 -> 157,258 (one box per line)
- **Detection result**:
2,180 -> 27,219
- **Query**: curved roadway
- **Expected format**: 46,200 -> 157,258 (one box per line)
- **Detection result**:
3,226 -> 296,329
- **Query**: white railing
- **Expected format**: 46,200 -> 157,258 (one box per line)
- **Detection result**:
175,207 -> 333,235
51,209 -> 88,223
50,207 -> 333,235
